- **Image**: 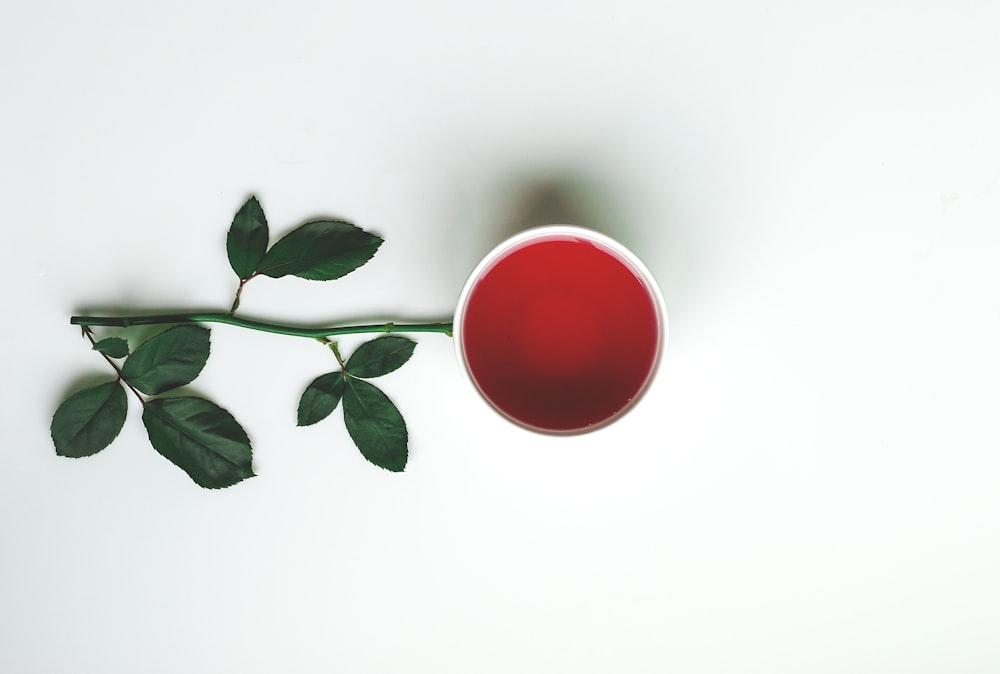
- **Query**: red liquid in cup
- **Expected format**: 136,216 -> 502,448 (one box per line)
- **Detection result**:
459,234 -> 660,432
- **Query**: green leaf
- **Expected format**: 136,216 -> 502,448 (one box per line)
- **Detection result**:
51,381 -> 128,458
343,378 -> 407,472
121,325 -> 210,395
297,371 -> 345,426
346,336 -> 416,378
142,397 -> 254,489
227,195 -> 269,280
257,219 -> 382,281
92,337 -> 130,358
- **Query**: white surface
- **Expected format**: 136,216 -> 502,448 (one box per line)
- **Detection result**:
2,1 -> 999,673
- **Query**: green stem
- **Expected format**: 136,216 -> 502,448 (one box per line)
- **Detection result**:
71,313 -> 454,339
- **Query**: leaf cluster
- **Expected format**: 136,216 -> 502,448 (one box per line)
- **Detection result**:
298,336 -> 415,472
54,196 -> 417,488
226,196 -> 382,311
52,326 -> 253,488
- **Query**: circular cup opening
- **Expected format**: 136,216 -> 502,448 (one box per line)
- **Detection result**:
453,225 -> 667,434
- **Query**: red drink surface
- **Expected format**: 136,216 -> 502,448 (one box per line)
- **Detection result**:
460,235 -> 660,432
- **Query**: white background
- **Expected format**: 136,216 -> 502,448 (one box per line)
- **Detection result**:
2,1 -> 999,672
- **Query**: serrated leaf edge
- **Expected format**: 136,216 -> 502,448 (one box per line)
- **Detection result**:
296,371 -> 345,427
143,398 -> 254,489
343,376 -> 408,473
346,336 -> 416,379
51,381 -> 128,458
256,220 -> 383,279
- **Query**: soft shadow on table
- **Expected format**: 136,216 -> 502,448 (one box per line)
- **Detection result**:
428,156 -> 695,324
478,167 -> 697,331
476,168 -> 640,254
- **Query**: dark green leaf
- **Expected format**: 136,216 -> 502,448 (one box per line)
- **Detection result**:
297,371 -> 345,426
51,381 -> 127,458
142,397 -> 254,489
343,378 -> 407,472
257,220 -> 382,281
92,337 -> 130,358
121,325 -> 210,395
346,336 -> 416,378
227,195 -> 269,279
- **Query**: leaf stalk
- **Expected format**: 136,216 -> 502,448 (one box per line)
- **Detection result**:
82,327 -> 146,405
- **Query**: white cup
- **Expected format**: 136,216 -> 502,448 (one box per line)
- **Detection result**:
453,225 -> 668,434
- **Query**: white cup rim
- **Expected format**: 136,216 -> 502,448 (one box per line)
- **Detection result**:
453,224 -> 668,434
